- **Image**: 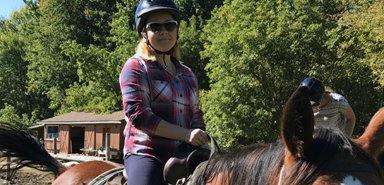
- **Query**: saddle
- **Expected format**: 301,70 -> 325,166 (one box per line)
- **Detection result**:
87,135 -> 220,185
163,134 -> 221,185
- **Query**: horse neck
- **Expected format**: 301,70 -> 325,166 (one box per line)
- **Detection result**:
355,107 -> 384,158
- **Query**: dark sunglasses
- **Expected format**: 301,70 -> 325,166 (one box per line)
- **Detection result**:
146,20 -> 178,32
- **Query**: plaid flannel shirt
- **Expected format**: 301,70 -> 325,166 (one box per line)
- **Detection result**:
119,56 -> 205,163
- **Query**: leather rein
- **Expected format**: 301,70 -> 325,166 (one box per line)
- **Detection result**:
177,134 -> 221,185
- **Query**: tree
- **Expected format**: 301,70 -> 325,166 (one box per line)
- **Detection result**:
0,104 -> 23,124
24,0 -> 122,114
339,1 -> 384,87
55,1 -> 137,113
176,0 -> 224,89
200,0 -> 378,147
58,42 -> 122,113
0,7 -> 40,122
331,0 -> 384,134
0,31 -> 27,113
178,16 -> 210,89
175,0 -> 224,21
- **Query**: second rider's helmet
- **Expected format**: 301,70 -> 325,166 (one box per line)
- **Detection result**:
135,0 -> 180,35
299,77 -> 325,106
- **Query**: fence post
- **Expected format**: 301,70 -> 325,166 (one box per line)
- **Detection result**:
54,137 -> 57,154
105,132 -> 110,161
6,152 -> 11,181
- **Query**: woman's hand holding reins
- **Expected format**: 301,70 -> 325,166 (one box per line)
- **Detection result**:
185,129 -> 209,146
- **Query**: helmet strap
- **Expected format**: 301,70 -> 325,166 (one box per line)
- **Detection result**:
141,31 -> 177,69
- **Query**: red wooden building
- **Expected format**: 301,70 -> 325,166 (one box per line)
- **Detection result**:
30,111 -> 126,158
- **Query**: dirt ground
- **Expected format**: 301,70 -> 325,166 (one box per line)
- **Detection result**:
0,166 -> 55,185
0,158 -> 55,185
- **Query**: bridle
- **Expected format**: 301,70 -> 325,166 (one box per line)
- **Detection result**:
278,165 -> 285,185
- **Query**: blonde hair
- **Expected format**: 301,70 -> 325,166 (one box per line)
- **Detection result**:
135,39 -> 181,61
324,86 -> 334,93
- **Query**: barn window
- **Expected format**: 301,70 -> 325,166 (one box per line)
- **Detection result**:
47,126 -> 59,139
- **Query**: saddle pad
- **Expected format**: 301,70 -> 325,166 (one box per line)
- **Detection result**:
88,167 -> 126,185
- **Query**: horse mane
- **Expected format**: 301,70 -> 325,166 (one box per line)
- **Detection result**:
202,126 -> 383,185
203,142 -> 284,185
0,122 -> 62,176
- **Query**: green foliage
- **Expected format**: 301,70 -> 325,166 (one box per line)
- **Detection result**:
25,0 -> 122,115
58,41 -> 122,113
25,0 -> 79,94
56,82 -> 119,114
200,0 -> 382,146
176,0 -> 224,89
0,31 -> 27,111
339,1 -> 384,87
0,104 -> 34,127
179,16 -> 209,89
0,104 -> 22,123
109,0 -> 139,60
0,0 -> 383,147
175,0 -> 224,21
55,1 -> 139,113
330,0 -> 384,134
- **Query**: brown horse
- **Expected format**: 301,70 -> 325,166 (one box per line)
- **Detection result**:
0,122 -> 123,185
2,87 -> 384,185
186,87 -> 384,185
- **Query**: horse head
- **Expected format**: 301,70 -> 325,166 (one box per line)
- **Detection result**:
281,86 -> 384,184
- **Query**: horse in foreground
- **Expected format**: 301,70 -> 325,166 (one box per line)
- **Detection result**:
1,86 -> 384,185
186,87 -> 384,185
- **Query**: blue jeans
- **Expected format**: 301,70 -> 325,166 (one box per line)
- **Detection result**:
124,154 -> 167,185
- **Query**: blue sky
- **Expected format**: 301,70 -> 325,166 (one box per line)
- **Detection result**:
0,0 -> 26,19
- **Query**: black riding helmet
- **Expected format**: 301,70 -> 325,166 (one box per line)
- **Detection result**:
135,0 -> 180,35
299,77 -> 325,106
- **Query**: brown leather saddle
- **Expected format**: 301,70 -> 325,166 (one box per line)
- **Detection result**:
163,134 -> 221,185
88,135 -> 220,185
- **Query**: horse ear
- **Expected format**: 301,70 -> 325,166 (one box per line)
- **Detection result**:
354,107 -> 384,159
281,87 -> 314,165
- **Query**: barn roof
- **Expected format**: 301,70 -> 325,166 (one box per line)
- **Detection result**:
37,110 -> 125,125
